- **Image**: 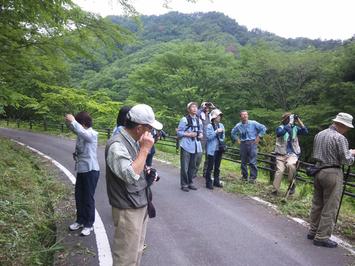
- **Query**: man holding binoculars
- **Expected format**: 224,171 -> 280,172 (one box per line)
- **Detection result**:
272,112 -> 308,195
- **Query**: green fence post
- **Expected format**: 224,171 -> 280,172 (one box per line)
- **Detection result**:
43,120 -> 47,131
17,120 -> 20,128
106,128 -> 111,139
30,120 -> 33,129
61,123 -> 64,133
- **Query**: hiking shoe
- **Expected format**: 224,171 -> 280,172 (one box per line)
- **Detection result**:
289,184 -> 296,195
249,179 -> 256,184
188,185 -> 197,190
80,227 -> 93,236
307,233 -> 315,240
206,184 -> 214,190
313,239 -> 338,248
181,187 -> 189,192
271,190 -> 278,196
69,222 -> 83,231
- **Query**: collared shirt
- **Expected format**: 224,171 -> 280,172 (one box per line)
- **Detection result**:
69,120 -> 100,173
206,123 -> 225,156
177,115 -> 203,154
106,128 -> 141,184
276,124 -> 308,154
313,126 -> 354,166
231,120 -> 267,142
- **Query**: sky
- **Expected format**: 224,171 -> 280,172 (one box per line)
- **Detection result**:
74,0 -> 355,40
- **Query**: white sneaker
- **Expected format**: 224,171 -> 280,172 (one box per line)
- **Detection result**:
80,227 -> 93,236
69,222 -> 83,231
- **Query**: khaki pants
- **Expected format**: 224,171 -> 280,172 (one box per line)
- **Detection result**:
273,154 -> 298,191
112,206 -> 148,266
309,168 -> 343,240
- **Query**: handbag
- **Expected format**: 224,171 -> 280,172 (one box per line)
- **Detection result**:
218,141 -> 227,153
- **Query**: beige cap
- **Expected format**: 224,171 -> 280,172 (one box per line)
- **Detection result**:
127,104 -> 163,130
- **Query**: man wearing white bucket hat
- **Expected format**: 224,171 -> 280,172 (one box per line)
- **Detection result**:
308,112 -> 355,248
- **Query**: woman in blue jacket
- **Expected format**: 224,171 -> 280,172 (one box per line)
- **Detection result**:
206,109 -> 225,189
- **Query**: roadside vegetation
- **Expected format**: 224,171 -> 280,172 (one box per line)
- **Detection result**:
0,137 -> 69,265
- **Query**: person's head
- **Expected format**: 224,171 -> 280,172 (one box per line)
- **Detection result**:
75,111 -> 92,128
125,104 -> 163,140
187,102 -> 198,116
240,110 -> 248,123
332,112 -> 353,135
210,109 -> 223,123
116,106 -> 131,127
281,112 -> 292,125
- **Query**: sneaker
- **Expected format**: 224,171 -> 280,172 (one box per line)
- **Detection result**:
249,179 -> 256,184
181,187 -> 189,192
69,222 -> 83,231
313,239 -> 338,248
307,233 -> 315,240
188,185 -> 197,190
80,227 -> 93,236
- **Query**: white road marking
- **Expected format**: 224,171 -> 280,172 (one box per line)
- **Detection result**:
12,140 -> 113,265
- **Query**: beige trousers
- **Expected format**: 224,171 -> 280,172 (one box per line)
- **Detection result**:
309,168 -> 343,240
273,154 -> 298,191
112,206 -> 148,266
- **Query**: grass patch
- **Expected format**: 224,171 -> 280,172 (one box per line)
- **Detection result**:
0,137 -> 69,265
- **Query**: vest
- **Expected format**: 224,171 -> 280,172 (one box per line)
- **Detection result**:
105,131 -> 148,209
274,125 -> 301,155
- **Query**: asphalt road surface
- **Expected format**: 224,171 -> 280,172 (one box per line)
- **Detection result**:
0,128 -> 352,266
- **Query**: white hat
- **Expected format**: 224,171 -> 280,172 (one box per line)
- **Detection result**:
187,102 -> 198,110
210,109 -> 223,120
127,104 -> 163,130
333,112 -> 353,128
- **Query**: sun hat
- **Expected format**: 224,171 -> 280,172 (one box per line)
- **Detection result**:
210,109 -> 223,120
281,112 -> 292,121
186,102 -> 198,110
333,112 -> 353,128
127,104 -> 163,130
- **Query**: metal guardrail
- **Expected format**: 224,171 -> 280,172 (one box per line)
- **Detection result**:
2,119 -> 354,200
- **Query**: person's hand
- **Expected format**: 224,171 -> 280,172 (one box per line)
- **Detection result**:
198,133 -> 203,140
65,114 -> 75,123
139,131 -> 154,152
216,128 -> 223,133
255,136 -> 261,144
237,139 -> 240,145
351,149 -> 355,156
186,132 -> 197,138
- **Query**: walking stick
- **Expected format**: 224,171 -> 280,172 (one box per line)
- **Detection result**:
335,166 -> 351,224
283,160 -> 301,201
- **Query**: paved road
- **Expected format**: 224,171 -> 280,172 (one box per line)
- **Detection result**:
0,128 -> 352,266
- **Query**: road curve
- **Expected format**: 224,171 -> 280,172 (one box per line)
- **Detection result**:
0,128 -> 352,266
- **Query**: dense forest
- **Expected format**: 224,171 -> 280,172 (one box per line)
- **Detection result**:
1,2 -> 355,160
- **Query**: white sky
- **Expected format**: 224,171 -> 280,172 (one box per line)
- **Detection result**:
74,0 -> 355,40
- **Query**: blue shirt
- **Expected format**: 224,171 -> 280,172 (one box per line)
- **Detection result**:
231,120 -> 267,142
276,124 -> 308,154
177,115 -> 203,154
206,123 -> 225,156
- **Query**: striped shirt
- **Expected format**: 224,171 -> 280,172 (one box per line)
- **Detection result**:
312,126 -> 354,166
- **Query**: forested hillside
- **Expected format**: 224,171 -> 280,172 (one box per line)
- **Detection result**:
2,7 -> 355,160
